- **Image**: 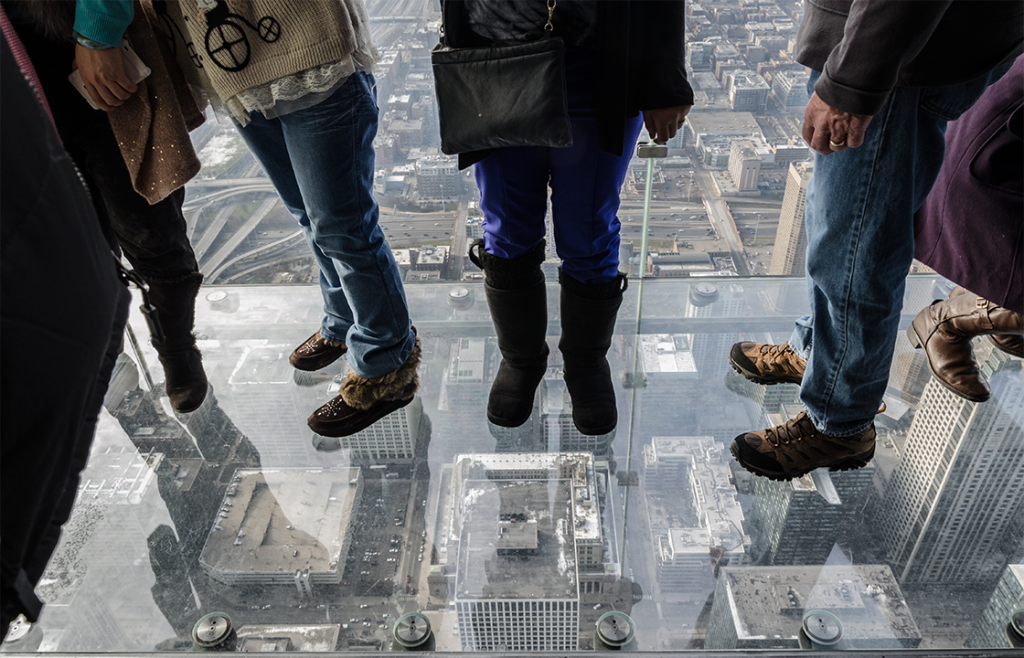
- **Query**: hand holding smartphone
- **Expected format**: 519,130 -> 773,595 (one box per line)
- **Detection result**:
68,39 -> 150,111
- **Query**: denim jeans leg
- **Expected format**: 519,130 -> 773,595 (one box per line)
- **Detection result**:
236,114 -> 356,344
794,70 -> 998,436
276,72 -> 413,379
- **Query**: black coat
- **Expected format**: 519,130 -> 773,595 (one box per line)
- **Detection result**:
441,0 -> 693,167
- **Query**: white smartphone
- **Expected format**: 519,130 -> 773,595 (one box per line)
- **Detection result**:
68,39 -> 151,110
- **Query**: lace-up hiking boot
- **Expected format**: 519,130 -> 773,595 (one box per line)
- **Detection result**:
290,330 -> 348,371
728,341 -> 806,385
730,411 -> 875,481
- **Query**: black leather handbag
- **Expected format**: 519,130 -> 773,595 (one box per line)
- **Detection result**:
430,0 -> 573,155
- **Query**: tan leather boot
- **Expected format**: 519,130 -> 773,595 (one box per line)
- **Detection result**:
908,287 -> 1024,402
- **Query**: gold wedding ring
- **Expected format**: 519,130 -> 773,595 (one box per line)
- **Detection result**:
829,138 -> 847,148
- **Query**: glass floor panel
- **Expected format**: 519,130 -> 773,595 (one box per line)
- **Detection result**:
7,276 -> 1022,654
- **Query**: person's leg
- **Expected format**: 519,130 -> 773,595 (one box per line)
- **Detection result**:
24,287 -> 130,584
29,36 -> 208,413
472,146 -> 551,427
275,71 -> 413,379
548,113 -> 643,283
1,45 -> 123,625
546,111 -> 642,435
235,114 -> 356,348
795,70 -> 999,437
730,69 -> 1004,481
475,145 -> 551,259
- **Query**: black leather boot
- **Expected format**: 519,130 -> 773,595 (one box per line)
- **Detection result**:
469,240 -> 550,428
559,269 -> 626,435
146,272 -> 209,413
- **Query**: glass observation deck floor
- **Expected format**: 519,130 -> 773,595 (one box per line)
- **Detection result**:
5,276 -> 1022,655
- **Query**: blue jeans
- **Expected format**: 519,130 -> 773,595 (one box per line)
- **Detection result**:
791,68 -> 1007,436
236,71 -> 414,379
474,47 -> 644,284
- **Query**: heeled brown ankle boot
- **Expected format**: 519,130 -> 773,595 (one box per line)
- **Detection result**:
908,287 -> 1024,402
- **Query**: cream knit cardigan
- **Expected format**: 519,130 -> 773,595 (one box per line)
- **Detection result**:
167,0 -> 375,103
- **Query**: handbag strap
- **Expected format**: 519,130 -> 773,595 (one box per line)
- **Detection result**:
439,0 -> 557,45
544,0 -> 557,33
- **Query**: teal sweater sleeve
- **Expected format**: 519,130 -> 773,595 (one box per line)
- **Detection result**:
73,0 -> 134,48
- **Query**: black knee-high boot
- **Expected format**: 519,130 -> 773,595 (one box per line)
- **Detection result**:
469,240 -> 550,427
559,269 -> 627,435
145,272 -> 208,413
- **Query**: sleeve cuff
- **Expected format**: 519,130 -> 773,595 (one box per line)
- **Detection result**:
72,5 -> 134,48
814,68 -> 891,117
73,31 -> 114,50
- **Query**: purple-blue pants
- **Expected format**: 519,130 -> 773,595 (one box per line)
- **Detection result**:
474,48 -> 644,284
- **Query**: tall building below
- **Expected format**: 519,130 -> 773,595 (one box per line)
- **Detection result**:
771,69 -> 810,108
439,337 -> 495,412
416,156 -> 460,202
686,41 -> 715,71
199,467 -> 362,589
728,140 -> 762,191
445,453 -> 617,651
706,565 -> 922,649
643,437 -> 750,591
750,466 -> 874,566
881,345 -> 1024,586
727,71 -> 770,112
768,161 -> 813,276
965,563 -> 1024,648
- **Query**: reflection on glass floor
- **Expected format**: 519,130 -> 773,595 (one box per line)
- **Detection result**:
12,276 -> 1023,654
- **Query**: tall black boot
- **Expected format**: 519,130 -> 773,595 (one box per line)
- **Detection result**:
145,272 -> 208,413
559,269 -> 627,435
469,240 -> 550,428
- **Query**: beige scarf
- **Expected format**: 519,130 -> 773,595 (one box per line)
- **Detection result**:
107,1 -> 204,205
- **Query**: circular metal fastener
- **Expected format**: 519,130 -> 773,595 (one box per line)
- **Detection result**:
447,286 -> 473,310
596,611 -> 635,648
689,282 -> 720,307
1008,608 -> 1024,647
191,612 -> 233,648
4,615 -> 32,642
800,610 -> 844,649
393,612 -> 432,648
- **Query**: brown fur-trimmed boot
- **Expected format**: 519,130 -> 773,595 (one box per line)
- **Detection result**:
147,272 -> 208,413
307,332 -> 421,437
908,287 -> 1024,402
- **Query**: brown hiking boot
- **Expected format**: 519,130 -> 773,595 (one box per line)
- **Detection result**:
728,341 -> 806,385
730,411 -> 875,481
290,330 -> 347,371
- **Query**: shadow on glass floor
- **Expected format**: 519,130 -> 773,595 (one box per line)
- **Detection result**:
11,276 -> 1022,654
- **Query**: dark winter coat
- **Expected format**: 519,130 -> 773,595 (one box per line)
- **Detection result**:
914,57 -> 1023,314
795,0 -> 1024,116
440,0 -> 693,168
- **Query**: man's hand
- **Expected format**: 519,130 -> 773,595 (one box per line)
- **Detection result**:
74,43 -> 137,112
643,105 -> 692,144
802,92 -> 873,156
